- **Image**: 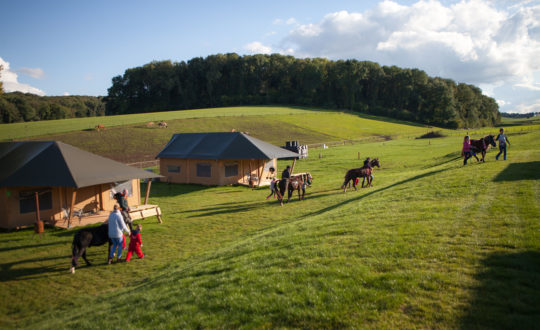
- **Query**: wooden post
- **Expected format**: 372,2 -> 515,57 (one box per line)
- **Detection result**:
358,152 -> 361,160
249,160 -> 253,188
98,184 -> 104,211
291,158 -> 297,176
69,189 -> 77,228
34,191 -> 43,234
319,153 -> 322,159
144,180 -> 152,205
257,159 -> 263,187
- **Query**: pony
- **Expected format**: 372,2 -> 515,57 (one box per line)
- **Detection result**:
70,223 -> 111,274
276,172 -> 313,206
341,158 -> 381,192
470,135 -> 496,162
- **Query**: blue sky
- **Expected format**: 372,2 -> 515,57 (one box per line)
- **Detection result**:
1,0 -> 539,113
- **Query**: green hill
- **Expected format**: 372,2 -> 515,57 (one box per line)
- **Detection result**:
0,109 -> 539,328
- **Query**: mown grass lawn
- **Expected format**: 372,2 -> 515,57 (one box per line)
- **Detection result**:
1,122 -> 539,328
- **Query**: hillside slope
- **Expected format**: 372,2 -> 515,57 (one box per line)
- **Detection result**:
1,125 -> 539,328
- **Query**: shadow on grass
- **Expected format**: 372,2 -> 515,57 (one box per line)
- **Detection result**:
303,167 -> 451,218
144,182 -> 213,198
493,162 -> 540,182
0,254 -> 72,282
0,241 -> 63,253
460,251 -> 540,329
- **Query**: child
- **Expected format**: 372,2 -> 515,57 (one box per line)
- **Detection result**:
126,224 -> 144,261
266,167 -> 278,200
462,135 -> 472,165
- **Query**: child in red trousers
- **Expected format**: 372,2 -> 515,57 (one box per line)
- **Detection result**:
126,224 -> 144,261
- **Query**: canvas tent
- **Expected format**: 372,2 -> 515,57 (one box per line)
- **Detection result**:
156,132 -> 299,186
0,141 -> 162,229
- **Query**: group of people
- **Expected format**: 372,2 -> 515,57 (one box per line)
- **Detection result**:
462,128 -> 511,165
107,189 -> 145,264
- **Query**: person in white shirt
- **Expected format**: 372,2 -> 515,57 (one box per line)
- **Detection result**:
108,204 -> 131,264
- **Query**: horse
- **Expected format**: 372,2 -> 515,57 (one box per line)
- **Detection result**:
276,172 -> 313,206
341,158 -> 381,192
158,121 -> 168,128
95,124 -> 105,131
470,135 -> 496,162
70,223 -> 111,274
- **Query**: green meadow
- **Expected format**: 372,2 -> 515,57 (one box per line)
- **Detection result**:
1,107 -> 539,328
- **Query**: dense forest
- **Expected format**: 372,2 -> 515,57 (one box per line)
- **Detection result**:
0,54 -> 500,127
106,54 -> 500,128
0,92 -> 105,123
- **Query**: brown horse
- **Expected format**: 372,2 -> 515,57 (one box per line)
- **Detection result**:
342,158 -> 381,192
276,172 -> 313,206
470,135 -> 496,162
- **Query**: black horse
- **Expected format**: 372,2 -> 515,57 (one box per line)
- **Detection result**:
470,135 -> 496,162
276,172 -> 313,206
70,223 -> 111,273
342,158 -> 381,192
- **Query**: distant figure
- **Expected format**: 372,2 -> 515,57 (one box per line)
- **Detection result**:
361,157 -> 374,186
462,135 -> 472,165
282,165 -> 291,180
108,205 -> 131,264
266,167 -> 278,200
495,128 -> 511,160
126,224 -> 144,261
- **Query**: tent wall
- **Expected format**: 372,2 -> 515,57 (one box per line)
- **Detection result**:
0,179 -> 141,229
160,158 -> 277,186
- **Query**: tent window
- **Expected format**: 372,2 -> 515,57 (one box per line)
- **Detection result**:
197,163 -> 211,177
19,190 -> 52,214
225,163 -> 238,177
110,181 -> 133,200
167,165 -> 180,173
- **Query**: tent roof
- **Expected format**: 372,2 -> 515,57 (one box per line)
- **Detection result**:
156,132 -> 299,160
0,141 -> 162,188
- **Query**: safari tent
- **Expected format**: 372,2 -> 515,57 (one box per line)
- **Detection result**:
0,141 -> 162,229
156,132 -> 299,186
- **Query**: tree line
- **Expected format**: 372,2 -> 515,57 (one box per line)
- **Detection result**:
0,54 -> 500,127
106,53 -> 500,128
0,92 -> 105,123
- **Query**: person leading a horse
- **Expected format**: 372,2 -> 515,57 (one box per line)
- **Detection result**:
282,165 -> 291,180
362,157 -> 373,186
495,128 -> 511,161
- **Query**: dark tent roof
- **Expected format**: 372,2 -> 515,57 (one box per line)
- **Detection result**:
156,132 -> 299,160
0,141 -> 162,188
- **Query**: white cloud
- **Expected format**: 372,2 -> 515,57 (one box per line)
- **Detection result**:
0,57 -> 46,96
17,67 -> 45,79
63,92 -> 70,96
276,0 -> 540,113
244,41 -> 273,54
274,17 -> 298,25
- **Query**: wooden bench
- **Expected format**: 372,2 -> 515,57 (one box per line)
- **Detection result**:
128,204 -> 163,223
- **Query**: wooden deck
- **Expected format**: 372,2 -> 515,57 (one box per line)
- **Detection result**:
52,204 -> 163,229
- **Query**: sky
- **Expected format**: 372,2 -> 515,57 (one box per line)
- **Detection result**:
1,0 -> 539,113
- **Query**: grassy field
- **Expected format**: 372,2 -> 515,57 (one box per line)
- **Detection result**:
1,110 -> 539,328
5,107 -> 444,163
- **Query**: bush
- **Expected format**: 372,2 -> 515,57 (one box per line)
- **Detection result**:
417,131 -> 445,139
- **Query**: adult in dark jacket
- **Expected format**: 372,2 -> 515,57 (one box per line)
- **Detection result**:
282,165 -> 291,179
